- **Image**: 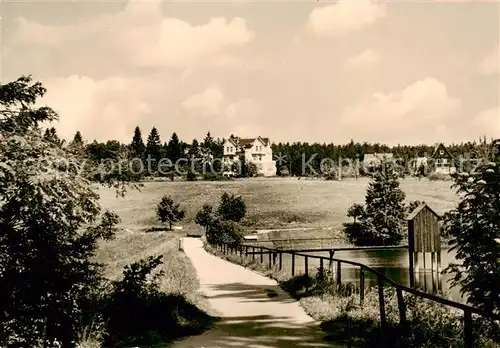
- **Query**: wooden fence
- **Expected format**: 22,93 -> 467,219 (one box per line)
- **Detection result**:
213,241 -> 500,348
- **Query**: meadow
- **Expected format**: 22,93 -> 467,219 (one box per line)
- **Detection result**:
97,177 -> 457,234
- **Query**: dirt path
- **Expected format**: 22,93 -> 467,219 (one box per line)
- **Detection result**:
171,237 -> 344,348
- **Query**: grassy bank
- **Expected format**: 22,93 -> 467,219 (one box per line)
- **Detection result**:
204,243 -> 500,348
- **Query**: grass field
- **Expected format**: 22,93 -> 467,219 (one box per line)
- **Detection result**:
96,177 -> 458,242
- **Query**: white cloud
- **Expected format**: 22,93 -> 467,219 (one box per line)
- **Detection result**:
345,49 -> 380,69
12,0 -> 255,69
306,1 -> 386,37
182,88 -> 225,116
471,106 -> 500,137
340,78 -> 461,143
477,46 -> 499,75
41,75 -> 157,142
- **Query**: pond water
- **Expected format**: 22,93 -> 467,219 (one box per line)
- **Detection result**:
270,247 -> 464,303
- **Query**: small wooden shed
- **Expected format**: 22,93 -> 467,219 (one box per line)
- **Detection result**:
407,203 -> 441,254
407,203 -> 442,287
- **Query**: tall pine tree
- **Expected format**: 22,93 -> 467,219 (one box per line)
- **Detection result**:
68,130 -> 84,155
146,127 -> 162,173
362,161 -> 407,245
167,132 -> 183,164
346,160 -> 407,245
130,126 -> 146,159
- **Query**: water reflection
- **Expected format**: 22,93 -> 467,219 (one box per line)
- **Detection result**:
278,247 -> 464,303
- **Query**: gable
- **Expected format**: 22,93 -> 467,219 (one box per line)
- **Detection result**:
432,143 -> 452,159
224,138 -> 239,147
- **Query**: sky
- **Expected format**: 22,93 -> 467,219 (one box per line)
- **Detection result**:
1,0 -> 499,146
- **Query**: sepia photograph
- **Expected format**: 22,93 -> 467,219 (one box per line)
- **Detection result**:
0,0 -> 499,347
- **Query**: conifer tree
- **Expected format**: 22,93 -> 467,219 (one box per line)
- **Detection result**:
362,161 -> 407,244
166,132 -> 183,164
130,126 -> 146,159
146,127 -> 162,173
345,160 -> 407,245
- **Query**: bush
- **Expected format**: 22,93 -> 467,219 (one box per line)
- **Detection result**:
186,171 -> 197,181
102,255 -> 215,346
207,219 -> 244,245
195,204 -> 215,233
217,192 -> 246,222
428,172 -> 452,181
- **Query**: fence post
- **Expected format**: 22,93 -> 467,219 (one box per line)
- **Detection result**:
396,288 -> 407,330
464,310 -> 473,348
292,253 -> 295,276
377,275 -> 387,331
305,256 -> 308,277
252,247 -> 255,260
319,258 -> 324,281
268,251 -> 272,266
279,252 -> 282,270
360,268 -> 365,305
336,261 -> 342,285
260,249 -> 263,263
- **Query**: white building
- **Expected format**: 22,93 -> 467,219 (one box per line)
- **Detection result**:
363,153 -> 394,168
222,136 -> 276,177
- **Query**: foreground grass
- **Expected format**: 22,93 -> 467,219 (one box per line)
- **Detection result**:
84,187 -> 217,347
205,244 -> 500,348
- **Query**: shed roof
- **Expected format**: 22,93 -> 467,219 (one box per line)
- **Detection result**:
407,203 -> 440,221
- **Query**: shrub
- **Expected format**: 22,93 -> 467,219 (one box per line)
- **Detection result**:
428,172 -> 451,181
217,192 -> 246,222
156,195 -> 186,230
195,204 -> 215,233
102,255 -> 214,346
186,171 -> 197,181
207,219 -> 244,245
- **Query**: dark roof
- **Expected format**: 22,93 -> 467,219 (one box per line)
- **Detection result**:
238,138 -> 255,148
227,136 -> 270,148
407,203 -> 440,221
431,143 -> 453,159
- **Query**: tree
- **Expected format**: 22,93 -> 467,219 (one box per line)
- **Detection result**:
195,204 -> 216,233
43,127 -> 65,147
73,130 -> 83,145
347,203 -> 364,224
344,161 -> 407,246
166,132 -> 183,168
156,196 -> 186,230
442,139 -> 500,315
130,126 -> 146,159
68,130 -> 85,156
217,192 -> 246,222
362,161 -> 407,245
0,76 -> 122,347
146,127 -> 162,173
208,219 -> 243,245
